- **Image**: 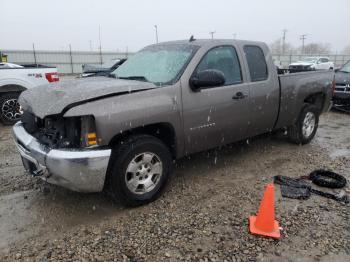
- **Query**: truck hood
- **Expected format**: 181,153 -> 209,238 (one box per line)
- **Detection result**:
19,77 -> 156,119
289,61 -> 314,66
335,71 -> 350,84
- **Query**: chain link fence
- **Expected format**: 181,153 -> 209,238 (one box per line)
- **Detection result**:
2,49 -> 131,74
2,49 -> 350,73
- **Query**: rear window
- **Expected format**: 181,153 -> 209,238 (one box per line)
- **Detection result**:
243,46 -> 268,82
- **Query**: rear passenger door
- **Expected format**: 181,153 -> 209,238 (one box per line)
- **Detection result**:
243,45 -> 280,137
182,45 -> 251,154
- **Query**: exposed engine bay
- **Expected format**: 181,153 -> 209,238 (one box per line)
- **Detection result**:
21,111 -> 81,148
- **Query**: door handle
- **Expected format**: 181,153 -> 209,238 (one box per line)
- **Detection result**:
232,92 -> 247,100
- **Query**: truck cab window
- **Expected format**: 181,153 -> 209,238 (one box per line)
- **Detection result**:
244,46 -> 268,82
195,46 -> 242,85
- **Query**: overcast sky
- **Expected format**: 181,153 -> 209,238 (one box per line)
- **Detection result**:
1,0 -> 349,52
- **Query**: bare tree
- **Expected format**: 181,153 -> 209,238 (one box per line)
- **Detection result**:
342,45 -> 350,54
301,43 -> 331,55
269,39 -> 294,54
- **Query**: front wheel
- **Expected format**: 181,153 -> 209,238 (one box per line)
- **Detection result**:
107,135 -> 173,206
0,93 -> 23,125
288,105 -> 319,145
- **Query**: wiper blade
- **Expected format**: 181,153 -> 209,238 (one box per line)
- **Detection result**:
107,73 -> 116,78
339,70 -> 349,73
118,76 -> 149,82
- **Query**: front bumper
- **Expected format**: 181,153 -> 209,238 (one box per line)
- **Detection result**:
12,122 -> 111,193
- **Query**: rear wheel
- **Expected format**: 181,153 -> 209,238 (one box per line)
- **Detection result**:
0,93 -> 22,125
107,135 -> 173,206
288,105 -> 319,144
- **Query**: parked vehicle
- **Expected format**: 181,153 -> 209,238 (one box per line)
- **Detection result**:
13,39 -> 334,206
333,60 -> 350,105
81,58 -> 126,78
0,64 -> 59,125
289,57 -> 334,72
0,62 -> 23,69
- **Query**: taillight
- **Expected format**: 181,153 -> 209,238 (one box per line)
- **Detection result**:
45,72 -> 59,82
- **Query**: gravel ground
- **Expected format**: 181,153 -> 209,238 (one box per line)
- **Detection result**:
0,111 -> 349,261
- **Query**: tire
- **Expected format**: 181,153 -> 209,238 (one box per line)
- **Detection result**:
107,135 -> 173,206
309,170 -> 346,189
288,105 -> 319,145
0,93 -> 22,125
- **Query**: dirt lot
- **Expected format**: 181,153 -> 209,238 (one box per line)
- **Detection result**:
0,111 -> 349,261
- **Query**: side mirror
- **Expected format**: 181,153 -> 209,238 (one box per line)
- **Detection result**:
190,69 -> 225,91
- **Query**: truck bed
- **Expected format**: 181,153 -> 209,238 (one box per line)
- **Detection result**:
275,70 -> 334,129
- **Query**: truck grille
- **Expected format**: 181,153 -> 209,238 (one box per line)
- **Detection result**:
289,65 -> 312,72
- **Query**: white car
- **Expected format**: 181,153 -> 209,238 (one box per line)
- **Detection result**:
289,57 -> 334,71
0,62 -> 24,69
0,63 -> 59,125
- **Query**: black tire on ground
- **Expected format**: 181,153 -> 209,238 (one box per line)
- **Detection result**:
0,92 -> 22,125
309,169 -> 347,189
107,135 -> 173,207
287,104 -> 320,145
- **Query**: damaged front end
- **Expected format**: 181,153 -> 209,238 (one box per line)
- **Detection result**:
12,111 -> 111,193
21,111 -> 97,149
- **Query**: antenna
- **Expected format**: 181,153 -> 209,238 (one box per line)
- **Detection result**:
209,31 -> 216,39
189,35 -> 195,42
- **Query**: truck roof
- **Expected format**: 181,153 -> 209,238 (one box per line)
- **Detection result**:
148,39 -> 267,48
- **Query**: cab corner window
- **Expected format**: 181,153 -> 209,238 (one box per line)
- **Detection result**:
244,46 -> 268,82
194,46 -> 242,86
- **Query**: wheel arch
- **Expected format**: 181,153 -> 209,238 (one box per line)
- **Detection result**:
0,84 -> 27,94
303,92 -> 325,112
108,122 -> 177,159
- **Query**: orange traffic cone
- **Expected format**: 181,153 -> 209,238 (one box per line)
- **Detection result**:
249,183 -> 280,239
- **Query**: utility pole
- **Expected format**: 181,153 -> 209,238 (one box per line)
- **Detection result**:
300,34 -> 307,54
154,25 -> 159,44
209,31 -> 216,39
32,43 -> 37,66
282,29 -> 287,54
69,44 -> 73,74
98,25 -> 103,65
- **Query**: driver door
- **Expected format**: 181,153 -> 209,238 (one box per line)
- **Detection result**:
181,45 -> 251,154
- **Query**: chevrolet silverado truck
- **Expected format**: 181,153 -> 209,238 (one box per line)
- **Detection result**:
13,39 -> 334,206
0,63 -> 59,125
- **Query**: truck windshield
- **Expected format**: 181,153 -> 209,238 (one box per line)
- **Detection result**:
340,61 -> 350,73
112,44 -> 199,86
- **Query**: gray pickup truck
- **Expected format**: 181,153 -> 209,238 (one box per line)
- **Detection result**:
13,39 -> 334,206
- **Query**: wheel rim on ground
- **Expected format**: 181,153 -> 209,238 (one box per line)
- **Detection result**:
125,152 -> 163,194
302,112 -> 316,138
1,98 -> 23,122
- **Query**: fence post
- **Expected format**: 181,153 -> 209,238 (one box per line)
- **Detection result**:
69,44 -> 73,74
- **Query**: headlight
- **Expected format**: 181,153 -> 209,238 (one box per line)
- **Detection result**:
80,115 -> 98,147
